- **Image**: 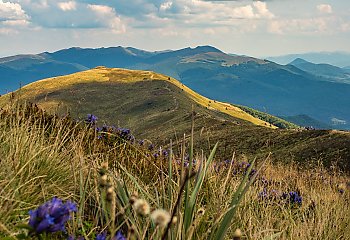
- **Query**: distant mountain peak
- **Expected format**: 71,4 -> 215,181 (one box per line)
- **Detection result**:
192,45 -> 222,53
289,58 -> 311,65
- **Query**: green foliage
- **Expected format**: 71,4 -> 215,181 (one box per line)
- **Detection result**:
234,104 -> 299,129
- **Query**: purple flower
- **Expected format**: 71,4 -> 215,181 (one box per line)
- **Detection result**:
86,114 -> 98,124
162,150 -> 169,157
282,191 -> 302,205
96,231 -> 107,240
112,231 -> 126,240
28,197 -> 77,234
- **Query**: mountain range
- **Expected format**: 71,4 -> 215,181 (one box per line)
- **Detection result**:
267,52 -> 350,68
1,45 -> 350,129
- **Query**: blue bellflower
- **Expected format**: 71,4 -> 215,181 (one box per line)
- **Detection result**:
28,197 -> 77,234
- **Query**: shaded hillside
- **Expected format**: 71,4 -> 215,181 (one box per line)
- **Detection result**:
1,67 -> 350,171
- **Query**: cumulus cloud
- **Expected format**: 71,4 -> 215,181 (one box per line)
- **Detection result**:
3,1 -> 126,33
0,0 -> 29,20
317,4 -> 332,14
0,0 -> 30,35
87,4 -> 125,32
158,0 -> 274,20
58,1 -> 76,11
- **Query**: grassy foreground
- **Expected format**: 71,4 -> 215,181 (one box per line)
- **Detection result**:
0,104 -> 349,239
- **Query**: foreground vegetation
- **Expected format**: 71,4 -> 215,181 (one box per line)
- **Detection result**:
0,104 -> 349,239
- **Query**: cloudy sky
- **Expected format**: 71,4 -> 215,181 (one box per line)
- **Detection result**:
0,0 -> 349,57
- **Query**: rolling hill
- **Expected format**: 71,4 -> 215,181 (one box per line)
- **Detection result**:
1,46 -> 350,129
1,67 -> 350,171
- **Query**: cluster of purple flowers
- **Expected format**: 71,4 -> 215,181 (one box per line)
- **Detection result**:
259,188 -> 303,206
28,197 -> 77,235
95,124 -> 135,143
152,148 -> 169,159
282,191 -> 303,205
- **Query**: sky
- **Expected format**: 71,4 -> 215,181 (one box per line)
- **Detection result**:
0,0 -> 349,58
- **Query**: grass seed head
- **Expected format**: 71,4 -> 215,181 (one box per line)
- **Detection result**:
133,199 -> 150,216
150,209 -> 171,227
106,187 -> 115,202
100,174 -> 108,187
233,228 -> 242,240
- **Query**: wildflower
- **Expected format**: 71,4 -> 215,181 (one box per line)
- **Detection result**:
28,197 -> 77,234
112,231 -> 126,240
258,188 -> 268,199
86,114 -> 98,124
162,150 -> 169,157
96,231 -> 107,240
281,191 -> 302,205
150,209 -> 171,227
148,144 -> 155,151
133,199 -> 150,216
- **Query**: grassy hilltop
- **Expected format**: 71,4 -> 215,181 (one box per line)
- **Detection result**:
1,67 -> 350,171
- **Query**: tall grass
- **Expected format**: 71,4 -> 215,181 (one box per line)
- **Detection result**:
0,103 -> 349,239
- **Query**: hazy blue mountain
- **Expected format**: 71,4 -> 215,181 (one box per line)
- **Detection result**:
288,58 -> 350,83
1,45 -> 350,129
267,52 -> 350,68
279,114 -> 332,129
0,54 -> 87,94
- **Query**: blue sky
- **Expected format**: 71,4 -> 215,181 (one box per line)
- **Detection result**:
0,0 -> 349,57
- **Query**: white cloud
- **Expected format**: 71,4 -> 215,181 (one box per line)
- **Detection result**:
0,27 -> 17,35
268,17 -> 333,35
158,0 -> 274,20
160,1 -> 173,11
58,1 -> 76,11
3,19 -> 29,26
253,1 -> 274,19
87,4 -> 126,33
317,4 -> 332,14
0,0 -> 29,20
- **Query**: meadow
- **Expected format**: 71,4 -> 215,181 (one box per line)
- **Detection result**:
0,103 -> 349,240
